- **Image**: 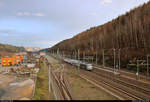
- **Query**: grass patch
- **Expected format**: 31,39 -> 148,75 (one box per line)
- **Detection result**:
33,60 -> 50,100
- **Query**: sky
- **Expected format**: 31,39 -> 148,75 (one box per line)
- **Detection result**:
0,0 -> 149,48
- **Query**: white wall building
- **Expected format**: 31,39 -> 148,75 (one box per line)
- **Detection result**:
40,52 -> 46,56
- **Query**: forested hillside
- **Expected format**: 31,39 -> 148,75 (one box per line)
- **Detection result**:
49,1 -> 150,67
0,43 -> 25,57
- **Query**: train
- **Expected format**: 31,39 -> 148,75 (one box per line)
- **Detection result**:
63,58 -> 93,71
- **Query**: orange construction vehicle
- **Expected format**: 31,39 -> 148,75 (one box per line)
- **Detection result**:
1,54 -> 24,66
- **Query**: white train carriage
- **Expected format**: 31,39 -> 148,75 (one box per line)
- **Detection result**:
63,58 -> 93,71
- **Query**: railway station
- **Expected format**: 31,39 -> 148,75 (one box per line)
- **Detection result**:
40,50 -> 150,100
0,0 -> 150,101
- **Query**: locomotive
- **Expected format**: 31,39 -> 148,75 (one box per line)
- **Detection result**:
63,58 -> 93,71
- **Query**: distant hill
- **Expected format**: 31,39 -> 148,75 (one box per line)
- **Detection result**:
39,48 -> 49,52
49,1 -> 150,67
24,47 -> 42,52
0,43 -> 26,57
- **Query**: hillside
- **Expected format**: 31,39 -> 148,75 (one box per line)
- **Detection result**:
49,1 -> 150,67
0,43 -> 26,57
39,48 -> 49,52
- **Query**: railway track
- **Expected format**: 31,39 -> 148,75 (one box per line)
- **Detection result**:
47,55 -> 150,100
93,64 -> 150,81
45,55 -> 73,100
93,70 -> 150,98
92,66 -> 150,99
63,62 -> 137,99
61,59 -> 149,99
81,70 -> 147,100
51,69 -> 72,100
93,66 -> 150,90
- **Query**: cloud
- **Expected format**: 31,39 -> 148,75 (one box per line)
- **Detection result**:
0,29 -> 20,37
17,12 -> 31,16
0,29 -> 17,34
100,0 -> 112,5
33,13 -> 45,17
89,12 -> 97,16
16,12 -> 45,17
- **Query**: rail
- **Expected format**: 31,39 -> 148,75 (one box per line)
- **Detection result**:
46,56 -> 73,100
